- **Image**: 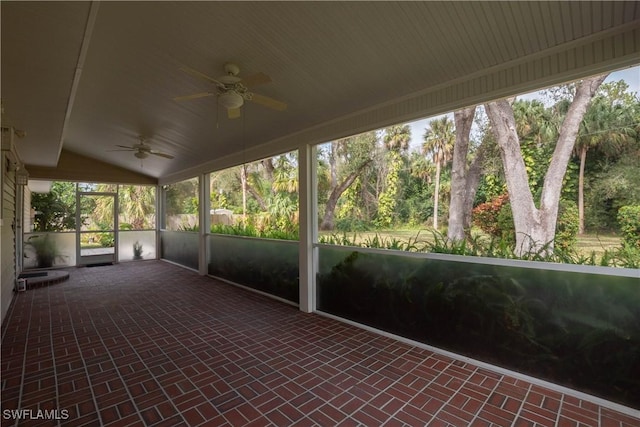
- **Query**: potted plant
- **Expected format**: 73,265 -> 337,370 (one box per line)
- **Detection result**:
25,234 -> 63,268
133,241 -> 144,260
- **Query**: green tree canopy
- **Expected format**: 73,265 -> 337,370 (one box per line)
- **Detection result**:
31,182 -> 76,232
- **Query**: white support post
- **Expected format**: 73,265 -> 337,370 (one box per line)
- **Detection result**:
298,143 -> 317,313
199,173 -> 210,276
156,184 -> 163,260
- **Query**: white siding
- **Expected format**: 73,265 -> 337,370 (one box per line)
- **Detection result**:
1,128 -> 17,322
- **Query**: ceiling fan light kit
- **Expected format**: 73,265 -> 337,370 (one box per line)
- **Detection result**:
218,91 -> 244,109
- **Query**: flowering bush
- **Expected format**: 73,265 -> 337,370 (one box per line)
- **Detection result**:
472,194 -> 510,237
474,194 -> 578,251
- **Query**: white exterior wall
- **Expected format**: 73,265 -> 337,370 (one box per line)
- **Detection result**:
1,128 -> 18,323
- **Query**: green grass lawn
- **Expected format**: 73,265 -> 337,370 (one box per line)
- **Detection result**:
573,233 -> 623,263
574,233 -> 621,253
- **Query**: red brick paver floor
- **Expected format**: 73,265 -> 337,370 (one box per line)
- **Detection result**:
2,261 -> 638,426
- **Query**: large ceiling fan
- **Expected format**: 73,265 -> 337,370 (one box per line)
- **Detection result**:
174,62 -> 287,119
109,136 -> 174,160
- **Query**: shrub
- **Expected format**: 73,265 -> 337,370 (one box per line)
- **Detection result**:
496,203 -> 515,244
473,194 -> 509,237
617,205 -> 640,249
26,234 -> 64,268
335,218 -> 371,232
178,224 -> 199,232
98,232 -> 114,247
601,245 -> 640,269
360,234 -> 421,251
474,195 -> 579,252
555,200 -> 579,251
318,232 -> 358,246
210,223 -> 299,240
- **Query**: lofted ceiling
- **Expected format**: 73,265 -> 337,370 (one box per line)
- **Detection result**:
2,1 -> 639,184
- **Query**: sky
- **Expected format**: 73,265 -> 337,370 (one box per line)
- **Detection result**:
406,65 -> 640,150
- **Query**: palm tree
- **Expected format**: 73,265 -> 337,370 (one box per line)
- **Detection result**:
271,154 -> 299,194
375,125 -> 411,227
118,185 -> 156,229
422,116 -> 455,229
574,94 -> 636,234
409,152 -> 434,185
383,125 -> 411,152
269,155 -> 299,232
512,99 -> 556,146
90,185 -> 156,231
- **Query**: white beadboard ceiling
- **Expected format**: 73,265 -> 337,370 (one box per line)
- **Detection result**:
2,1 -> 639,183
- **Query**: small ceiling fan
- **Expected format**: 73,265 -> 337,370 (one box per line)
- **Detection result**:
174,62 -> 287,119
109,136 -> 174,160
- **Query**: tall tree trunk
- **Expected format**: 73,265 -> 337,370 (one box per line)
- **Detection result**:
463,148 -> 486,233
433,162 -> 441,230
486,99 -> 541,254
262,158 -> 275,181
246,183 -> 267,211
485,74 -> 607,256
240,165 -> 248,223
578,145 -> 587,234
329,142 -> 337,189
447,107 -> 477,241
319,160 -> 371,230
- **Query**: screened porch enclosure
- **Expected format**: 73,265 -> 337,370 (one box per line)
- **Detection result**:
3,1 -> 639,420
23,183 -> 158,269
19,145 -> 640,415
152,145 -> 640,414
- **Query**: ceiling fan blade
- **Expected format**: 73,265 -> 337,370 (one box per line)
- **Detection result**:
106,149 -> 135,152
150,151 -> 174,159
173,92 -> 215,101
179,66 -> 223,85
115,145 -> 135,149
227,108 -> 241,119
250,93 -> 287,111
240,72 -> 272,88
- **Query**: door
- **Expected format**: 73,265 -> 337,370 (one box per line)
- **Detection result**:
77,192 -> 117,266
